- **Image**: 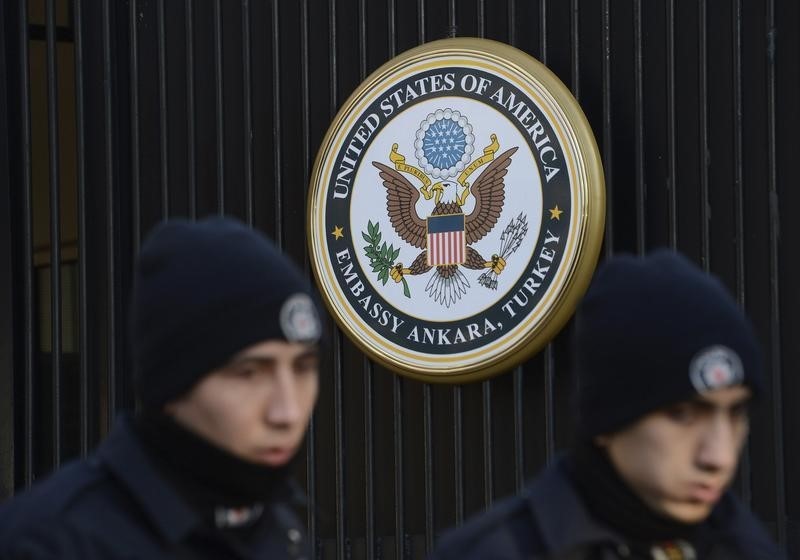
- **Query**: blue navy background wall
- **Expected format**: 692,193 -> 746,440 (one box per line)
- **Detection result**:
1,0 -> 798,558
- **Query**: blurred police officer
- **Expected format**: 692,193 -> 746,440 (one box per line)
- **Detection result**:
431,251 -> 785,560
0,217 -> 323,559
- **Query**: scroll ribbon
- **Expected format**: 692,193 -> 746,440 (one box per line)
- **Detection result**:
390,143 -> 431,188
457,133 -> 499,188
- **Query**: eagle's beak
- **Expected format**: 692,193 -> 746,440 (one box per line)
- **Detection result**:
432,182 -> 445,204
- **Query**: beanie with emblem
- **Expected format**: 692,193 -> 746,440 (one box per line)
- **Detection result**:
130,217 -> 324,409
574,249 -> 763,439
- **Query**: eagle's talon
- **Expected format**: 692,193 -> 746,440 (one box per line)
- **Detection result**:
488,254 -> 506,274
391,263 -> 408,282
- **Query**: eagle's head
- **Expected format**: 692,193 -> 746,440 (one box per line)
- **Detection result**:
432,181 -> 459,205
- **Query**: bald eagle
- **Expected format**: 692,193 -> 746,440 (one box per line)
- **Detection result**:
371,147 -> 517,307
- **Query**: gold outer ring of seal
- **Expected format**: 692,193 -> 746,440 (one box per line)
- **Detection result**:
307,37 -> 605,384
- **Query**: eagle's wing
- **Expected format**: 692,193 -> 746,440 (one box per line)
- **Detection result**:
465,147 -> 517,244
372,162 -> 427,249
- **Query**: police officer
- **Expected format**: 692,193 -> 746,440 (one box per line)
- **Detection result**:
431,251 -> 785,560
0,217 -> 323,559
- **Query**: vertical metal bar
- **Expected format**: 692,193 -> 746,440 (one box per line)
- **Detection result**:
357,0 -> 375,555
333,331 -> 346,560
539,0 -> 547,62
417,0 -> 425,44
765,0 -> 787,546
513,367 -> 525,491
666,0 -> 677,248
543,345 -> 555,464
128,0 -> 140,248
423,384 -> 434,551
731,0 -> 751,508
185,0 -> 197,219
508,0 -> 515,46
409,7 -> 437,551
45,0 -> 63,469
301,0 -> 313,189
73,0 -> 89,458
386,3 -> 406,557
538,0 -> 558,456
363,362 -> 375,558
453,386 -> 464,524
102,0 -> 117,427
329,5 -> 347,555
419,0 -> 434,542
328,1 -> 344,535
564,0 -> 582,469
305,429 -> 317,559
157,0 -> 169,218
241,0 -> 253,225
213,0 -> 225,214
482,381 -> 493,507
329,0 -> 338,111
698,0 -> 709,270
298,0 -> 316,553
270,0 -> 282,245
633,0 -> 645,254
18,0 -> 35,487
357,0 -> 367,90
571,0 -> 579,99
446,1 -> 468,530
601,0 -> 613,256
387,0 -> 395,70
393,376 -> 405,559
0,0 -> 15,501
477,0 -> 485,37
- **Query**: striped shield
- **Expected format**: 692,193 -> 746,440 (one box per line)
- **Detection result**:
426,214 -> 466,266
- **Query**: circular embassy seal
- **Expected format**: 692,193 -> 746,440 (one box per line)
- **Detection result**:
308,38 -> 605,383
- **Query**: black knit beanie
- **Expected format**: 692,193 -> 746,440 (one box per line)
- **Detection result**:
131,217 -> 324,409
574,249 -> 763,439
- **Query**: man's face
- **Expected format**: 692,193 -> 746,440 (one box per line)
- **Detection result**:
166,340 -> 319,467
598,385 -> 751,523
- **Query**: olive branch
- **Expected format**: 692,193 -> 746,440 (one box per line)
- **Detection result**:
362,220 -> 411,298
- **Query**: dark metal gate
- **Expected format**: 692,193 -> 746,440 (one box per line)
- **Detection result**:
2,1 -> 798,558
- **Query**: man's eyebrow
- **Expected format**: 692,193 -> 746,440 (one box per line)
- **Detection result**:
226,355 -> 276,368
689,394 -> 752,410
228,345 -> 320,366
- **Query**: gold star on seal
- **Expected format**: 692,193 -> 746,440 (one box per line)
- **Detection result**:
549,205 -> 564,220
331,225 -> 344,240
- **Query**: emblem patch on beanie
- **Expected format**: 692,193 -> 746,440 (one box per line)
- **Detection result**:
280,294 -> 322,342
689,345 -> 744,393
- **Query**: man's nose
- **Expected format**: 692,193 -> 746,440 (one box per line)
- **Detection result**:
265,371 -> 302,426
696,416 -> 739,473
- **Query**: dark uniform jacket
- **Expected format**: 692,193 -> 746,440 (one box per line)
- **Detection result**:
0,417 -> 309,559
430,459 -> 785,560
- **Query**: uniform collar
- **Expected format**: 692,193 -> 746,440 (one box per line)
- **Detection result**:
525,457 -> 624,555
526,457 -> 783,559
96,414 -> 201,544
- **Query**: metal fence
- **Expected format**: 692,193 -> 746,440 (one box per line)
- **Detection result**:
1,0 -> 798,558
